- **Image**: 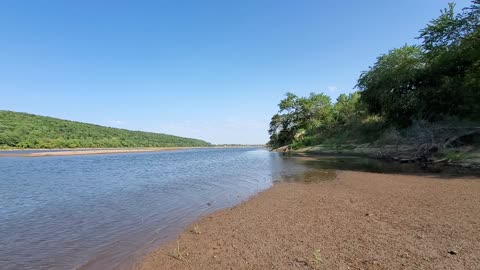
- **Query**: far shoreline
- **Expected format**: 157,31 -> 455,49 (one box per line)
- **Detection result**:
0,147 -> 189,157
0,146 -> 266,158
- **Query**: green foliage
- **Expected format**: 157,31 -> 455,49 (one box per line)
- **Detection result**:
269,1 -> 480,149
268,91 -> 370,148
357,45 -> 424,125
419,3 -> 464,52
358,1 -> 480,125
332,92 -> 366,128
0,111 -> 211,149
268,92 -> 334,148
442,150 -> 470,161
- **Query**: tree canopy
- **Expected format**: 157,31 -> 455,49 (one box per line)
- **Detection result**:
268,92 -> 365,148
0,111 -> 211,149
358,1 -> 480,126
268,1 -> 480,148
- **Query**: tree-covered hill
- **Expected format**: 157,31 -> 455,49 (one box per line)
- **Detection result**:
0,110 -> 211,149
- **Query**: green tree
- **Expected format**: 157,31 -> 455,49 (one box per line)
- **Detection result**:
357,45 -> 424,126
268,92 -> 333,148
418,0 -> 480,119
333,92 -> 364,126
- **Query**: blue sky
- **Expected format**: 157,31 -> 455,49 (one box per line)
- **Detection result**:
0,0 -> 470,144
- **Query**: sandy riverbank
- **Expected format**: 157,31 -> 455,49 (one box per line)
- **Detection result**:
0,148 -> 187,157
135,170 -> 480,270
0,146 -> 266,157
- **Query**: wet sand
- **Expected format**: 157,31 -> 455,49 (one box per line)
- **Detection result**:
0,148 -> 188,157
135,171 -> 480,270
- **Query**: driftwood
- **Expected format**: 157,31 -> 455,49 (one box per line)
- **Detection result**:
274,145 -> 291,156
433,158 -> 449,164
375,128 -> 478,166
443,129 -> 480,148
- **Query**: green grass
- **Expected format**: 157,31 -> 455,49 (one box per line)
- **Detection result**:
0,110 -> 211,149
440,150 -> 471,162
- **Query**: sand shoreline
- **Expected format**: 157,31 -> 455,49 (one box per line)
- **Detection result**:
134,170 -> 480,270
0,146 -> 266,157
0,147 -> 191,157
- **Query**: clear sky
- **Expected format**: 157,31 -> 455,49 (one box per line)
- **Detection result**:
0,0 -> 470,144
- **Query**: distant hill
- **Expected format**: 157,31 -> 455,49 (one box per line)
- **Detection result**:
0,110 -> 211,149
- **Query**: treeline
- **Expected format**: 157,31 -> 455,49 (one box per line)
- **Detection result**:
0,111 -> 211,149
268,1 -> 480,149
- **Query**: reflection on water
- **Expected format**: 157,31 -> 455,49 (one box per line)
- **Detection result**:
0,148 -> 461,270
273,153 -> 440,183
275,168 -> 337,183
295,154 -> 432,174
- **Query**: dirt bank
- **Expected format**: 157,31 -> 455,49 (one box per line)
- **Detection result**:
135,171 -> 480,270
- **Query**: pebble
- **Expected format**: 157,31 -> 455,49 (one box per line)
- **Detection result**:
448,250 -> 458,255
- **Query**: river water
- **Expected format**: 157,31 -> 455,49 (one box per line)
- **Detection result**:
0,148 -> 436,270
1,148 -> 311,269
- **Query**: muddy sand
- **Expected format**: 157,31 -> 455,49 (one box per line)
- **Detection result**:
135,171 -> 480,270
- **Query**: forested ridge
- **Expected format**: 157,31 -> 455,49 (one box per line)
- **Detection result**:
0,111 -> 211,149
268,1 -> 480,153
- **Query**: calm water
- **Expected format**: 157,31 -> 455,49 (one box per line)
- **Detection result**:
0,148 -> 312,270
0,148 -> 449,270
